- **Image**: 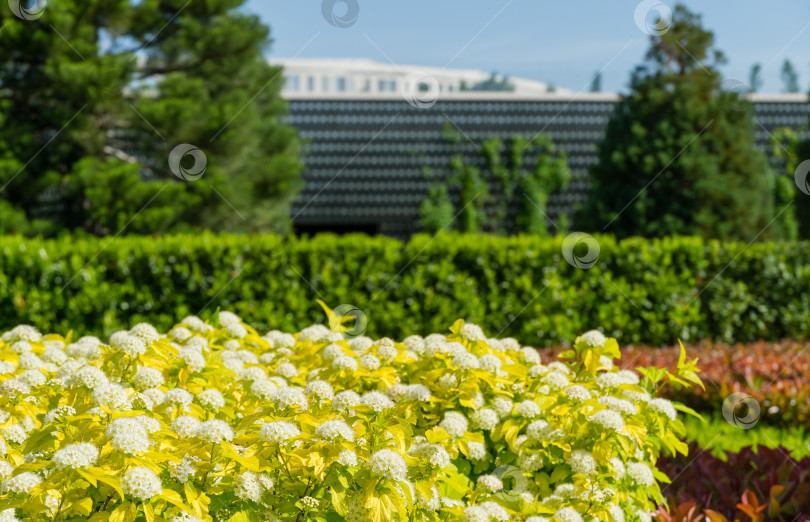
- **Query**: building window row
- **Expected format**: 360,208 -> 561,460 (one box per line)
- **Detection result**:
284,75 -> 460,94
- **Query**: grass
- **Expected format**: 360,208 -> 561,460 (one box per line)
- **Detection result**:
683,413 -> 810,460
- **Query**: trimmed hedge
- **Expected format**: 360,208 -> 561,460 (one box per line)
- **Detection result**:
0,233 -> 808,345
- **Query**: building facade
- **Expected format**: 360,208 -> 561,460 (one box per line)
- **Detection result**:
271,58 -> 569,99
286,92 -> 810,238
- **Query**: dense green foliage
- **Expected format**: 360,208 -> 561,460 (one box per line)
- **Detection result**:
1,233 -> 807,344
580,5 -> 793,240
0,0 -> 302,237
772,125 -> 810,239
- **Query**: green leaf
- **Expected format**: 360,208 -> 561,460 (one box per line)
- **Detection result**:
673,402 -> 704,421
95,474 -> 124,500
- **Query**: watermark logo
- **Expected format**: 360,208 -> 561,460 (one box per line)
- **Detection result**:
328,304 -> 368,337
722,392 -> 760,430
634,0 -> 672,36
721,79 -> 753,112
795,159 -> 810,196
402,72 -> 440,109
9,0 -> 46,20
562,232 -> 600,269
321,0 -> 359,28
490,465 -> 529,503
168,144 -> 207,181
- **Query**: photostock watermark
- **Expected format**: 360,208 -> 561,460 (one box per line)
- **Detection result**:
402,72 -> 440,109
168,144 -> 207,181
722,392 -> 760,430
795,159 -> 810,196
321,0 -> 359,28
328,304 -> 368,338
634,0 -> 672,36
721,79 -> 753,112
490,465 -> 529,504
562,232 -> 600,269
8,0 -> 45,20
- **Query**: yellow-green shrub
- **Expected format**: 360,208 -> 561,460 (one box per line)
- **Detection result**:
0,309 -> 701,521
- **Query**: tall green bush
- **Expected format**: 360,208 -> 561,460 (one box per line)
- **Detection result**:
580,5 -> 781,240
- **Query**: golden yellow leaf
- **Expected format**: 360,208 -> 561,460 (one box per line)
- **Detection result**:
142,503 -> 155,522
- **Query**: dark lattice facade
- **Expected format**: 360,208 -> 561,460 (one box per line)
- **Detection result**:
287,94 -> 810,238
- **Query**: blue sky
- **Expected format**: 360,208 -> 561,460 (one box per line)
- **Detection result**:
244,0 -> 810,94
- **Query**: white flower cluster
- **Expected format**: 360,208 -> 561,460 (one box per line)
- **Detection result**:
121,466 -> 162,500
367,449 -> 408,481
52,442 -> 99,469
0,317 -> 683,522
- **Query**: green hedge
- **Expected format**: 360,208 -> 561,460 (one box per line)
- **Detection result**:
0,233 -> 808,345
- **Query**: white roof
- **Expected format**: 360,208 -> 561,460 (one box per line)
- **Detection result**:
279,90 -> 809,103
270,57 -> 574,96
270,58 -> 810,103
281,90 -> 619,101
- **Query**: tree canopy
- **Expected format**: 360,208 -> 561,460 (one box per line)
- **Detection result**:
780,59 -> 800,93
0,0 -> 302,236
579,4 -> 787,240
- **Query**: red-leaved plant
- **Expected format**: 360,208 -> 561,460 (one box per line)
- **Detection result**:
654,443 -> 810,521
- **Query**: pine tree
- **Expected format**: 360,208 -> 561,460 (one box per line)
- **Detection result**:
590,71 -> 602,92
749,63 -> 763,93
0,0 -> 302,236
579,4 -> 776,240
781,60 -> 800,93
